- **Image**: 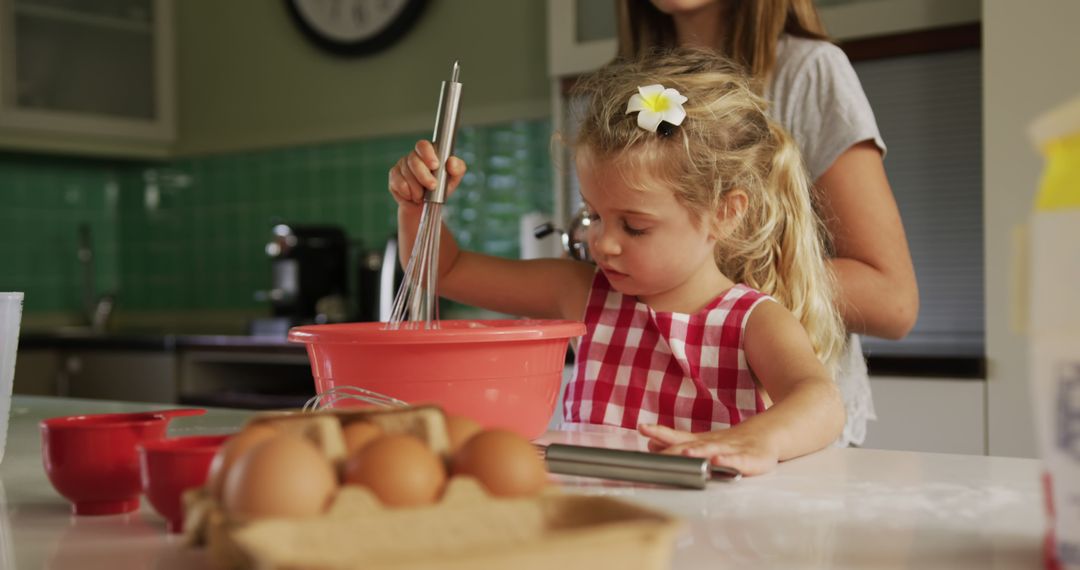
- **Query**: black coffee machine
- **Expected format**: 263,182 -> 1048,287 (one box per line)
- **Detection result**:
252,224 -> 349,335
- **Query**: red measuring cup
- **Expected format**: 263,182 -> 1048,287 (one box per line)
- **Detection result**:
138,434 -> 229,533
40,408 -> 205,515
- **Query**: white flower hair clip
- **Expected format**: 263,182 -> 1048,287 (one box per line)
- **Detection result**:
626,84 -> 687,136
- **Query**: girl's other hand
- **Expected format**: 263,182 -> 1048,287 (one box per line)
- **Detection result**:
388,139 -> 467,206
638,423 -> 781,477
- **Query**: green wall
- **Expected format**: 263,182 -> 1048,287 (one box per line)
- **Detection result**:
0,153 -> 123,316
175,0 -> 551,155
1,119 -> 554,326
119,121 -> 553,314
1,0 -> 556,330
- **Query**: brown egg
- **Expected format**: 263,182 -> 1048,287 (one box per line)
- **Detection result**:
341,421 -> 384,455
343,434 -> 446,508
445,414 -> 483,454
223,434 -> 337,519
452,429 -> 547,498
206,422 -> 280,500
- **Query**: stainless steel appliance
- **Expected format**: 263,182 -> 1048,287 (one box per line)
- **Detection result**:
353,236 -> 404,323
533,206 -> 592,262
375,236 -> 405,322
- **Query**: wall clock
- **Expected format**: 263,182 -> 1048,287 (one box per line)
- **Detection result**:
286,0 -> 428,56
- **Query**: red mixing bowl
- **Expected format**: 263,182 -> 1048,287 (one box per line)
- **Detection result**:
138,434 -> 229,533
289,319 -> 585,439
40,408 -> 205,515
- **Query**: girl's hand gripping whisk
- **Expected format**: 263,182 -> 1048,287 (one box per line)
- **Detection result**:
389,140 -> 467,208
386,62 -> 466,328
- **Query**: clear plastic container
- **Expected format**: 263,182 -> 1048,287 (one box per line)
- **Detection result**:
1029,97 -> 1080,570
0,292 -> 24,465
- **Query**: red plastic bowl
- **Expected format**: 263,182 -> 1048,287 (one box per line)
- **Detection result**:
289,319 -> 585,439
39,409 -> 205,516
138,434 -> 229,533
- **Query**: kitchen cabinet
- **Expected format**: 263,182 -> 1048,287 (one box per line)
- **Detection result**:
11,347 -> 60,396
863,376 -> 986,455
12,347 -> 176,403
546,0 -> 616,79
59,349 -> 177,403
0,0 -> 175,158
15,332 -> 317,409
177,348 -> 315,410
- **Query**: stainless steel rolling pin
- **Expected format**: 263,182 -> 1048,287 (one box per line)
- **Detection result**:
539,443 -> 742,489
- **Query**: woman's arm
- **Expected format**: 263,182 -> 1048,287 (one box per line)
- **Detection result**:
816,141 -> 919,339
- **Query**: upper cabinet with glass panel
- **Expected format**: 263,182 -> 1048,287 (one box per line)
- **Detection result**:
0,0 -> 174,157
547,0 -> 617,77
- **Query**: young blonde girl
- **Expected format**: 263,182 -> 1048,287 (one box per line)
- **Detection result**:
388,48 -> 846,476
619,0 -> 920,448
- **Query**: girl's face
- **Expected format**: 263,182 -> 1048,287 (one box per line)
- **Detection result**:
577,156 -> 727,311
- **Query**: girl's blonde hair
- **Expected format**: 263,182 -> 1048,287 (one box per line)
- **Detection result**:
617,0 -> 827,83
572,47 -> 845,372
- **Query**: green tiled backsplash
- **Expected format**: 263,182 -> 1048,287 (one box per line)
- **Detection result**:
0,153 -> 123,315
0,119 -> 552,319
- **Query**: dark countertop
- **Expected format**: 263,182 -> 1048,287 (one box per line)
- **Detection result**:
18,328 -> 305,353
18,328 -> 984,379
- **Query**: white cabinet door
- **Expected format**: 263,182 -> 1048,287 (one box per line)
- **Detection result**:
0,0 -> 174,156
862,377 -> 986,455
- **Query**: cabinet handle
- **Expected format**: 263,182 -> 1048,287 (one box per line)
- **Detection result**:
57,371 -> 69,398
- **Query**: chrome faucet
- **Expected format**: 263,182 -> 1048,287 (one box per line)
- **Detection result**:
77,224 -> 114,333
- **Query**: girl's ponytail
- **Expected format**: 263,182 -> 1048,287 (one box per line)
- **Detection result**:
727,124 -> 845,372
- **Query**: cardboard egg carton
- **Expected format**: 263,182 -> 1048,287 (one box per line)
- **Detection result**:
231,478 -> 681,570
183,406 -> 451,563
183,406 -> 681,570
245,405 -> 453,467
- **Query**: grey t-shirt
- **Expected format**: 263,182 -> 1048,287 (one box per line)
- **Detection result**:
766,34 -> 886,181
765,35 -> 885,446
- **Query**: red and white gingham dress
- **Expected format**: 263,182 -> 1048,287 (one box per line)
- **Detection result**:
563,271 -> 773,432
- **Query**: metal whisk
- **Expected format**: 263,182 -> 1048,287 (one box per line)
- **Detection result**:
387,61 -> 463,330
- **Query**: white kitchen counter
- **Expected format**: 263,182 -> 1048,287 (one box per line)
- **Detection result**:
0,396 -> 1046,569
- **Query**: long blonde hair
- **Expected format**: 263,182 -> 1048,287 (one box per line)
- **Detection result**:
617,0 -> 828,82
572,48 -> 845,371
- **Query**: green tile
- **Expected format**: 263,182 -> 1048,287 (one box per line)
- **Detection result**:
2,117 -> 553,316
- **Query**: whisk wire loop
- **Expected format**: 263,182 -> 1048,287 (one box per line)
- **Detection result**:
302,386 -> 409,412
